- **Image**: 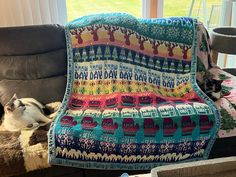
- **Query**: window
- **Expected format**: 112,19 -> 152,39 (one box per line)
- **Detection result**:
65,0 -> 235,68
66,0 -> 142,21
164,0 -> 221,28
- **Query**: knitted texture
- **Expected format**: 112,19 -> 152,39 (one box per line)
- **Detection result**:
48,13 -> 220,170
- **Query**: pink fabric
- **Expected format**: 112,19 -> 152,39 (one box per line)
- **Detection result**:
211,68 -> 236,138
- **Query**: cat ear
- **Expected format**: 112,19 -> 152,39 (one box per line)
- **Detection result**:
12,93 -> 18,100
5,105 -> 13,113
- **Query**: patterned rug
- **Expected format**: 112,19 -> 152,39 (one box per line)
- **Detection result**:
0,102 -> 60,177
0,125 -> 50,177
48,13 -> 220,170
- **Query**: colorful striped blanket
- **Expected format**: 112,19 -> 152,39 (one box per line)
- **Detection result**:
48,13 -> 220,170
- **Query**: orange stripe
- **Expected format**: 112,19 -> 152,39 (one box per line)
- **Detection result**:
150,0 -> 157,18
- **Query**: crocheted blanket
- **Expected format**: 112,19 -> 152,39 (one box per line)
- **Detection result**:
48,13 -> 220,170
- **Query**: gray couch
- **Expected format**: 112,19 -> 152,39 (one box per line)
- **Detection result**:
0,24 -> 67,107
0,25 -> 141,177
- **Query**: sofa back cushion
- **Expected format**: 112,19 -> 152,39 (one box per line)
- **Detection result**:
0,24 -> 67,106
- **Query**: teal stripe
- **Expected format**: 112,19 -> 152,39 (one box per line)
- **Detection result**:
67,13 -> 194,45
189,19 -> 221,160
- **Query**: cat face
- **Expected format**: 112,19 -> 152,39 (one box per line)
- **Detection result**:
4,94 -> 26,115
205,79 -> 223,101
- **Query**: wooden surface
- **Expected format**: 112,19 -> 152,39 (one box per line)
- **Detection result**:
151,157 -> 236,177
212,50 -> 219,65
130,174 -> 151,177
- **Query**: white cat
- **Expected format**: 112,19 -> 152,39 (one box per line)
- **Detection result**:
2,94 -> 52,132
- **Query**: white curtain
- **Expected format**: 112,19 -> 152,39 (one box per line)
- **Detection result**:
0,0 -> 67,27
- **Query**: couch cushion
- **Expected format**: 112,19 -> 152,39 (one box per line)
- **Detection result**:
0,24 -> 67,106
0,49 -> 67,80
0,76 -> 66,105
0,24 -> 66,56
